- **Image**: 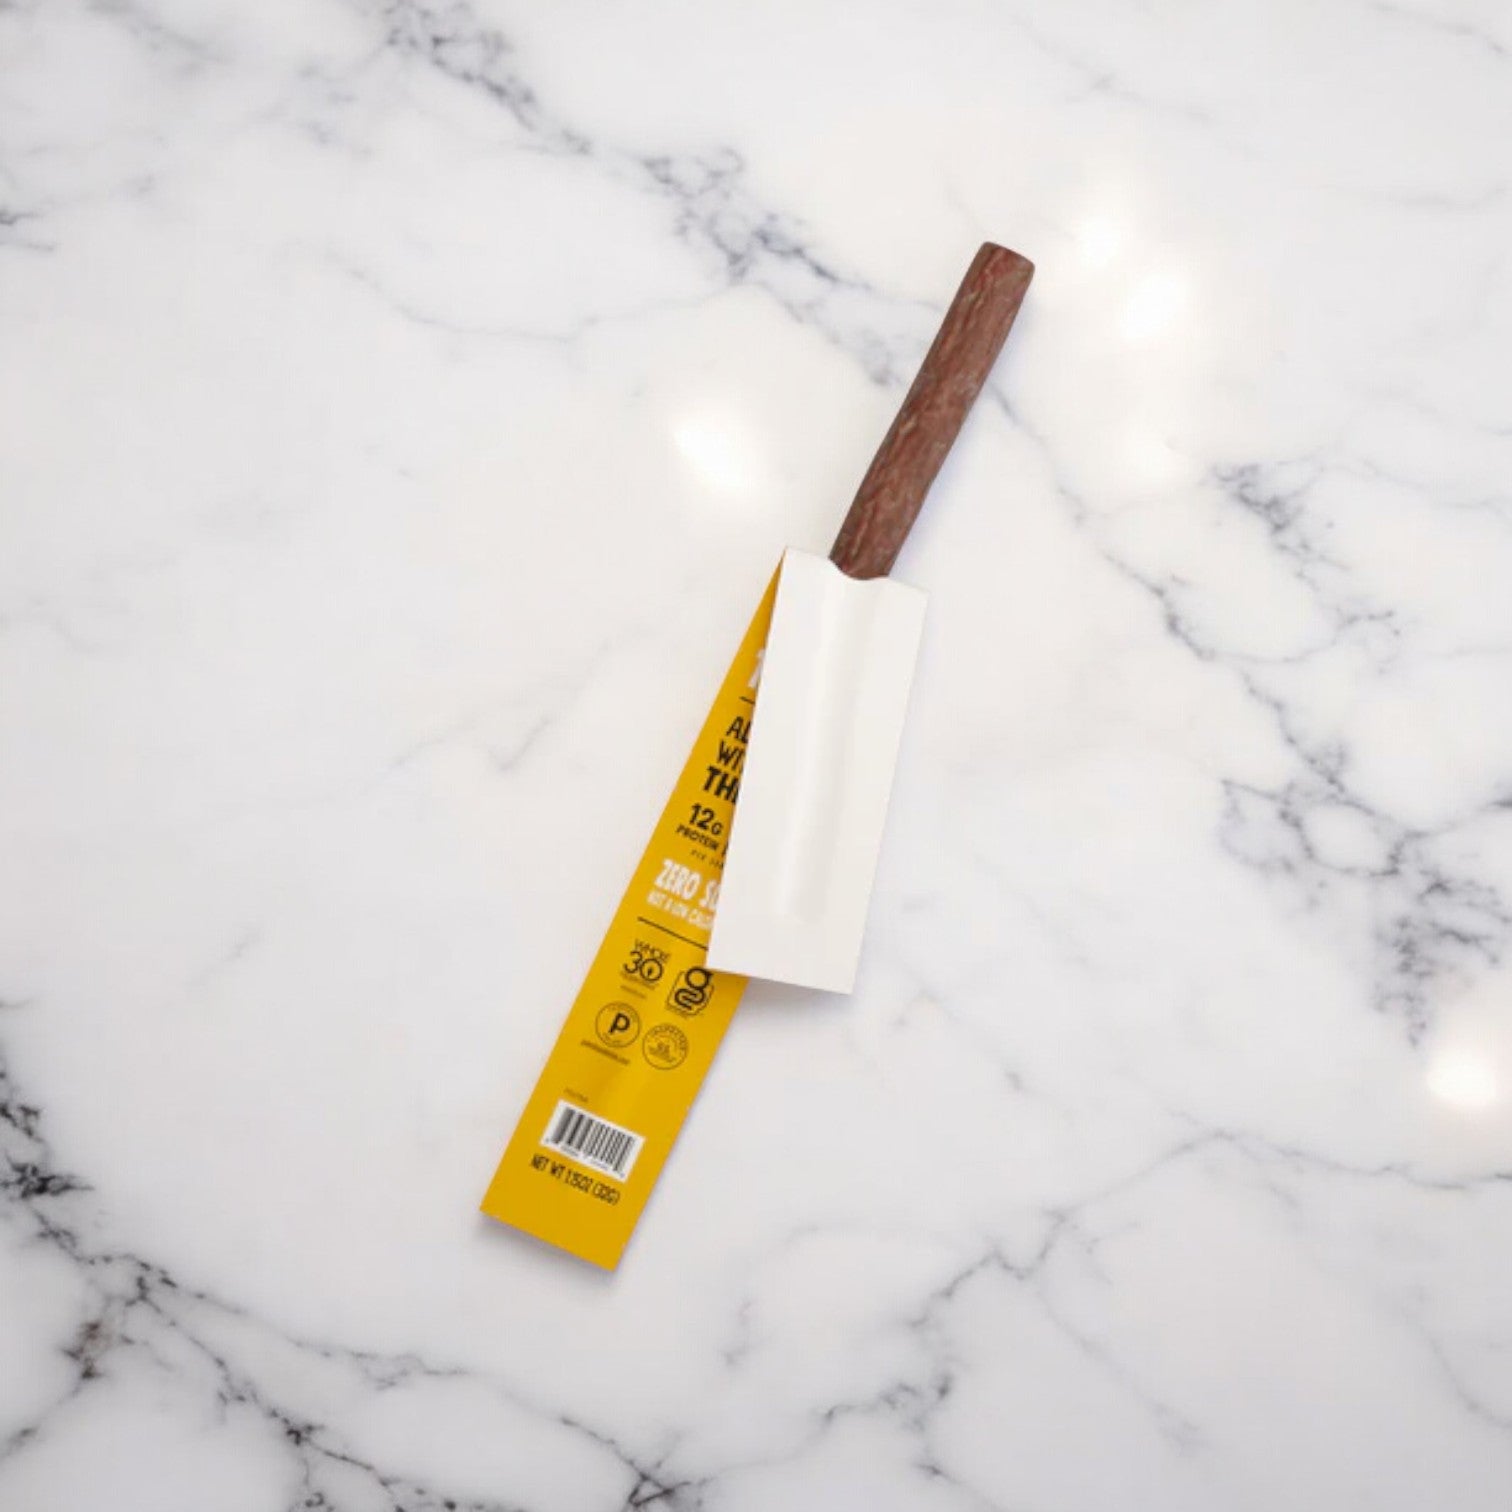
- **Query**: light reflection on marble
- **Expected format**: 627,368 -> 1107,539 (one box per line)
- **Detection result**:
3,0 -> 1512,1508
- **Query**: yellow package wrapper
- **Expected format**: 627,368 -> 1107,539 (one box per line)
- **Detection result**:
480,573 -> 776,1268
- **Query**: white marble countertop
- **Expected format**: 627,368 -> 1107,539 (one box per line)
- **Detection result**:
5,1 -> 1512,1508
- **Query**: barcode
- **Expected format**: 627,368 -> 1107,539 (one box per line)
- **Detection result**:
541,1100 -> 643,1181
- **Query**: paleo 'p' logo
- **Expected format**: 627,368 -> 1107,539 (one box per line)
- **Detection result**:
595,1003 -> 640,1050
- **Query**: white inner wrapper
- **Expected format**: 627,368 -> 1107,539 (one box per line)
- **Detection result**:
705,548 -> 927,993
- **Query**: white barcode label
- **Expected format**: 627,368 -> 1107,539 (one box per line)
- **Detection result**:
541,1100 -> 644,1182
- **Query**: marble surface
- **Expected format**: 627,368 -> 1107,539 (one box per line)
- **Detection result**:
4,0 -> 1512,1507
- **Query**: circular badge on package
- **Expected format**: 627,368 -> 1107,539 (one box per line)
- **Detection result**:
642,1022 -> 689,1071
595,1002 -> 641,1050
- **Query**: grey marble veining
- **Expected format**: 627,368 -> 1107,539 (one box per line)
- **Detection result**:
3,0 -> 1512,1507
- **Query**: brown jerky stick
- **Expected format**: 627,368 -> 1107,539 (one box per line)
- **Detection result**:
829,243 -> 1033,581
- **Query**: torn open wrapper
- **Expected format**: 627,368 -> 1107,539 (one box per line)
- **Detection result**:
481,244 -> 1033,1268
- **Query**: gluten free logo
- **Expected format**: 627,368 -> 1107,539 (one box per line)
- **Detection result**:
668,965 -> 714,1017
642,1022 -> 688,1071
595,1003 -> 641,1050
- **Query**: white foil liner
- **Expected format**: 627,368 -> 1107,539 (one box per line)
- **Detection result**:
706,549 -> 927,992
